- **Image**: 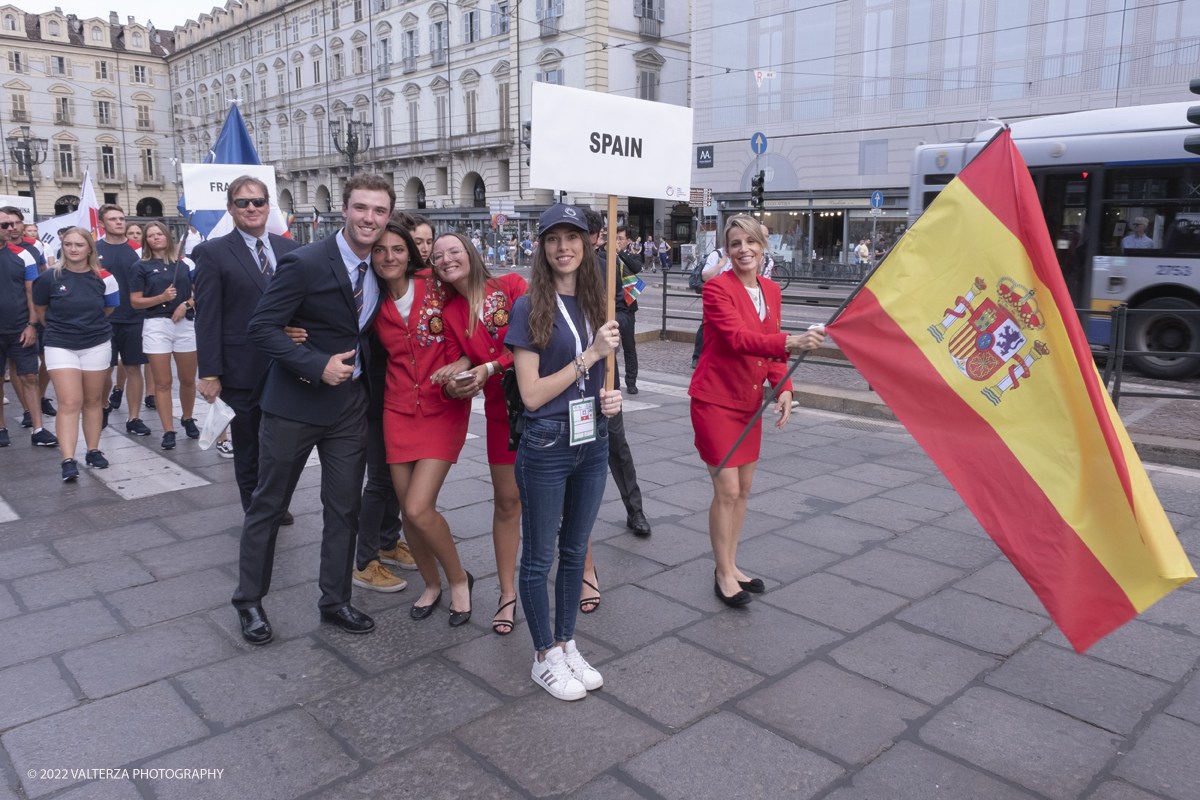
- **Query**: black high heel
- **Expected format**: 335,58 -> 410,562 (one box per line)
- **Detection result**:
715,570 -> 752,607
410,590 -> 442,620
449,571 -> 474,627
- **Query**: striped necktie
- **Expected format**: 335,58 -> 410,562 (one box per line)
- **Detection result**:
255,238 -> 272,277
354,262 -> 367,316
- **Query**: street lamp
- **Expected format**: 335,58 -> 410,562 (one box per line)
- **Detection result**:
6,125 -> 47,219
330,118 -> 372,176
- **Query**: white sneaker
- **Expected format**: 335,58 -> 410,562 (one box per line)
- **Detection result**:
563,640 -> 603,690
532,647 -> 586,701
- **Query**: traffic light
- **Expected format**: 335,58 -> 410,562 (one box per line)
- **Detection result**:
522,121 -> 532,166
750,170 -> 765,208
1187,77 -> 1200,156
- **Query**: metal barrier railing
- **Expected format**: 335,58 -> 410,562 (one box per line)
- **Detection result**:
1090,304 -> 1200,409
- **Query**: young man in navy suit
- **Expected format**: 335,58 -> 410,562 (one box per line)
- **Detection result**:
231,173 -> 393,644
194,176 -> 301,520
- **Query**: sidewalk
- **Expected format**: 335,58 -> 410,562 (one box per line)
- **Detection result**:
1,376 -> 1198,799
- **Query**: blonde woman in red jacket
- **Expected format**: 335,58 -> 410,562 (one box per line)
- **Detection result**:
689,214 -> 825,606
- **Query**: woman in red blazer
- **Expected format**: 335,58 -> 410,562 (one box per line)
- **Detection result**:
431,233 -> 528,635
371,221 -> 477,626
689,214 -> 825,606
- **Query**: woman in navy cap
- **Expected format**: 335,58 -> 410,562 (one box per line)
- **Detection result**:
505,204 -> 622,701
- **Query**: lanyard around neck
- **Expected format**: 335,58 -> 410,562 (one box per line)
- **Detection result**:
556,294 -> 591,394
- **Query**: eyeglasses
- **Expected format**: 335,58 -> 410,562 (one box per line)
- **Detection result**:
0,222 -> 15,229
429,248 -> 465,264
232,198 -> 268,209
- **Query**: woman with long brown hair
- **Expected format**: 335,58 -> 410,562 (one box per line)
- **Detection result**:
430,232 -> 527,634
505,205 -> 622,700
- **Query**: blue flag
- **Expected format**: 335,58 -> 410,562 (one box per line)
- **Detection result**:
177,104 -> 262,237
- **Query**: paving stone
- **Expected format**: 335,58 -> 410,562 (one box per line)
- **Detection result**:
456,690 -> 665,797
48,781 -> 142,800
881,483 -> 964,513
1148,471 -> 1200,516
1087,780 -> 1173,800
597,497 -> 690,529
733,533 -> 840,583
205,582 -> 323,649
318,603 -> 484,673
589,541 -> 669,586
443,622 -> 611,698
839,434 -> 913,455
106,568 -> 233,627
763,572 -> 908,632
52,521 -> 176,564
774,513 -> 896,555
146,710 -> 357,800
827,548 -> 964,599
755,453 -> 845,481
0,544 -> 61,580
630,459 -> 709,487
2,682 -> 207,799
0,599 -> 123,669
678,603 -> 843,675
574,584 -> 701,652
1113,714 -> 1200,800
603,637 -> 761,728
646,479 -> 723,514
954,561 -> 1047,616
985,642 -> 1170,734
824,740 -> 1036,800
920,687 -> 1121,800
831,462 -> 924,489
0,658 -> 78,730
624,711 -> 842,800
63,615 -> 237,699
310,659 -> 500,762
310,737 -> 519,800
0,585 -> 17,620
134,533 -> 240,579
177,637 -> 361,726
834,497 -> 944,532
745,486 -> 821,522
1166,670 -> 1200,727
636,557 -> 778,612
875,450 -> 941,474
929,507 -> 990,537
1139,588 -> 1200,636
605,523 -> 715,567
78,492 -> 195,529
829,622 -> 998,704
739,661 -> 928,763
566,774 -> 647,800
1041,620 -> 1200,682
897,589 -> 1048,655
796,444 -> 868,467
159,503 -> 246,540
442,500 -> 500,540
13,557 -> 156,611
886,526 -> 999,569
788,474 -> 883,504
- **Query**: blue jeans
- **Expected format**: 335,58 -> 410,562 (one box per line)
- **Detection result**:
515,416 -> 609,652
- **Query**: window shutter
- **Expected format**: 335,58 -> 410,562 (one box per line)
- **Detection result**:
473,13 -> 481,42
491,4 -> 498,36
429,24 -> 433,53
462,12 -> 468,42
656,1 -> 665,23
6,52 -> 12,71
535,0 -> 544,22
634,0 -> 642,18
552,0 -> 563,18
65,57 -> 72,77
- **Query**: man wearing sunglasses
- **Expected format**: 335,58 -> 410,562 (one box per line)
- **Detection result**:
194,176 -> 301,521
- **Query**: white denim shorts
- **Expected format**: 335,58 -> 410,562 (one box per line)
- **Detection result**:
45,341 -> 112,371
142,317 -> 196,354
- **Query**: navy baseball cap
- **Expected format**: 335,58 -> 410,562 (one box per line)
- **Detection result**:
537,204 -> 588,236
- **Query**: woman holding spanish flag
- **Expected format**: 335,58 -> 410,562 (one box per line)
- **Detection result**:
430,233 -> 528,635
689,214 -> 825,606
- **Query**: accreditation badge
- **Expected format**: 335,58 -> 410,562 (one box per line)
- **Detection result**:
568,397 -> 597,445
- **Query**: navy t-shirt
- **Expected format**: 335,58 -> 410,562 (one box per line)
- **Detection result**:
0,244 -> 38,336
31,269 -> 119,349
96,239 -> 143,324
129,257 -> 195,318
504,293 -> 605,422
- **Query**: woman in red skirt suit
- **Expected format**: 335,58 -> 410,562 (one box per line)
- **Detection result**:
371,220 -> 477,625
689,214 -> 825,606
430,234 -> 528,635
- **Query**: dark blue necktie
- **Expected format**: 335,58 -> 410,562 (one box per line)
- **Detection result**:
354,262 -> 367,316
255,238 -> 272,277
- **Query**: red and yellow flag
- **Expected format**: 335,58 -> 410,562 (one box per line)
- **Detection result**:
827,130 -> 1195,653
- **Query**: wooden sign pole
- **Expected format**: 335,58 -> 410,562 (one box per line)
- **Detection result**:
604,193 -> 618,392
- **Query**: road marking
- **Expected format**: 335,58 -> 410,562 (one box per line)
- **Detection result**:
0,496 -> 18,522
636,380 -> 690,398
623,400 -> 661,413
71,427 -> 211,500
1143,462 -> 1200,480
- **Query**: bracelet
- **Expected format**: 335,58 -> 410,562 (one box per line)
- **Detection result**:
486,362 -> 495,378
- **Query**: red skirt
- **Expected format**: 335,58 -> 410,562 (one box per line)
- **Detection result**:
383,404 -> 470,464
691,398 -> 762,468
485,413 -> 516,465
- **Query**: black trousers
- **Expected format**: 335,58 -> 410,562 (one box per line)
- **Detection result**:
692,321 -> 705,362
356,413 -> 402,570
607,359 -> 643,517
219,386 -> 262,513
232,381 -> 369,612
616,308 -> 638,388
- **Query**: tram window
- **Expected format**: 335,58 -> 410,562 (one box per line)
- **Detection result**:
1101,206 -> 1200,257
923,191 -> 941,209
923,173 -> 955,185
1106,166 -> 1200,202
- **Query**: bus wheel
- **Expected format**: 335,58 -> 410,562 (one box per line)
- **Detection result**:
1128,297 -> 1200,380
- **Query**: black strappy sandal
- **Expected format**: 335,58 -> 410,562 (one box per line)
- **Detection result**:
580,568 -> 600,614
492,596 -> 516,635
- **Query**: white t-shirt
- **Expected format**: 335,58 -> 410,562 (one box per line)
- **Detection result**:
746,285 -> 766,321
394,280 -> 415,323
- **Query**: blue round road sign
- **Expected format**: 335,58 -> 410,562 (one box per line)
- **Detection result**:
871,190 -> 884,209
750,133 -> 768,155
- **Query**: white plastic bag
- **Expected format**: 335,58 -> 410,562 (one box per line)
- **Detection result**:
198,397 -> 236,450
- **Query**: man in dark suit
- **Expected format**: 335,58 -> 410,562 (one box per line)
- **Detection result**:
230,173 -> 394,644
194,176 -> 301,520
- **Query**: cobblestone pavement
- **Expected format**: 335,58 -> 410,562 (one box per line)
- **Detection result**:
1,373 -> 1199,800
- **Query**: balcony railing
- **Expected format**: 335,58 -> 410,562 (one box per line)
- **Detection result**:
10,110 -> 27,122
430,48 -> 446,66
540,17 -> 559,37
281,128 -> 513,172
53,170 -> 80,183
401,55 -> 417,73
135,172 -> 164,186
98,171 -> 124,185
639,17 -> 661,38
377,62 -> 391,79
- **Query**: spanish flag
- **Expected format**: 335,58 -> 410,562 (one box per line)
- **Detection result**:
826,130 -> 1195,653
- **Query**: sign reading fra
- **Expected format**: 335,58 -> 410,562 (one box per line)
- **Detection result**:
529,82 -> 693,201
180,164 -> 279,211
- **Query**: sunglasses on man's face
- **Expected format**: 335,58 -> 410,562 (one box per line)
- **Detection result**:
232,198 -> 268,209
0,222 -> 16,229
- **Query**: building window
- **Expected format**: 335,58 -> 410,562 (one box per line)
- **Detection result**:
313,59 -> 321,84
97,100 -> 112,125
493,3 -> 510,35
91,26 -> 103,41
377,38 -> 391,71
464,89 -> 477,134
48,20 -> 60,36
498,81 -> 509,128
292,15 -> 300,42
1042,0 -> 1084,78
101,145 -> 117,178
637,69 -> 658,101
142,148 -> 155,178
51,56 -> 66,76
137,104 -> 151,129
58,143 -> 74,176
276,71 -> 285,96
859,139 -> 889,175
431,21 -> 447,65
861,3 -> 892,100
242,82 -> 251,102
992,65 -> 1025,100
463,10 -> 480,43
943,0 -> 980,90
133,64 -> 147,83
8,52 -> 24,74
436,95 -> 447,138
296,121 -> 306,153
294,64 -> 302,88
382,106 -> 393,145
3,15 -> 15,31
332,2 -> 341,29
256,30 -> 264,55
354,46 -> 365,74
10,93 -> 26,122
55,96 -> 71,124
279,125 -> 287,159
311,9 -> 319,36
536,67 -> 564,85
333,52 -> 345,79
408,100 -> 418,141
402,29 -> 418,69
97,60 -> 108,80
259,76 -> 268,99
274,22 -> 282,49
353,0 -> 363,22
131,31 -> 143,47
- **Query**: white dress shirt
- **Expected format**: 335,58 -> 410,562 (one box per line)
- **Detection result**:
335,229 -> 379,379
238,228 -> 276,273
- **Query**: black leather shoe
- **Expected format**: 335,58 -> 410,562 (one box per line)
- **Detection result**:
280,510 -> 295,526
627,384 -> 639,394
238,606 -> 273,645
627,510 -> 652,537
449,571 -> 475,627
738,577 -> 766,594
715,571 -> 752,607
411,591 -> 442,620
320,605 -> 375,634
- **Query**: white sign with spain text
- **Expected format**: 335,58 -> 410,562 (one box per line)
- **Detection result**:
529,82 -> 693,201
180,164 -> 279,211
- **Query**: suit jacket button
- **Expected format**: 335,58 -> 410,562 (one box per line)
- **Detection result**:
757,360 -> 762,366
414,383 -> 419,389
490,348 -> 495,353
